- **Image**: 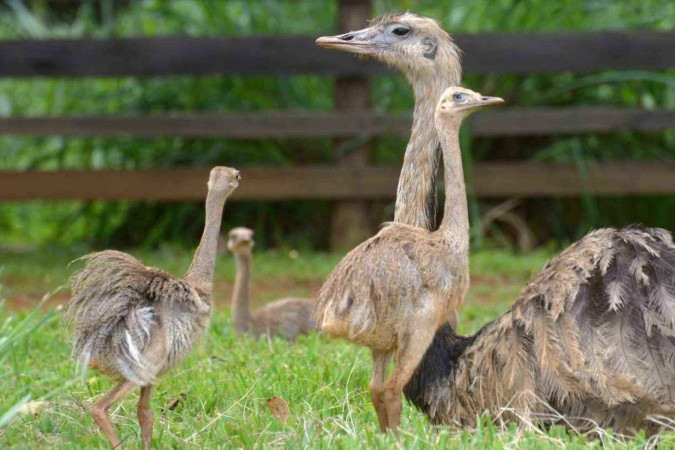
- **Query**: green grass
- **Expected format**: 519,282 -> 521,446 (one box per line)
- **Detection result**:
1,247 -> 673,448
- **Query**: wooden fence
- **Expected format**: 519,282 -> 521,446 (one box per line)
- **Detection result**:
1,0 -> 674,246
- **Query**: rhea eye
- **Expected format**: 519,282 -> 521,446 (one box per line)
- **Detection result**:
392,27 -> 410,36
453,93 -> 465,102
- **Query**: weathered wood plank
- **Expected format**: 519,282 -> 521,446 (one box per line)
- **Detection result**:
470,108 -> 675,136
0,31 -> 673,78
1,162 -> 673,201
0,108 -> 671,138
457,31 -> 675,73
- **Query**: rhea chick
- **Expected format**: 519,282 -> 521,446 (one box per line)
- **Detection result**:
65,167 -> 240,449
227,227 -> 315,341
314,88 -> 503,432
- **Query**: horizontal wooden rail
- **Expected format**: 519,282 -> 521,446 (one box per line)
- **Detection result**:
0,108 -> 672,138
1,162 -> 673,201
0,31 -> 673,78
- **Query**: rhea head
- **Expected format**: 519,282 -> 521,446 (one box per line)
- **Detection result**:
436,87 -> 504,124
227,227 -> 255,255
208,166 -> 241,196
316,12 -> 461,83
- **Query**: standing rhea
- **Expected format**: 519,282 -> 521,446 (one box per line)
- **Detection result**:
317,12 -> 462,328
65,166 -> 240,449
314,88 -> 503,432
227,227 -> 315,341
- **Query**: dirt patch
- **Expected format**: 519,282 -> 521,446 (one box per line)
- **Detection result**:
3,278 -> 324,312
4,291 -> 70,311
3,271 -> 517,313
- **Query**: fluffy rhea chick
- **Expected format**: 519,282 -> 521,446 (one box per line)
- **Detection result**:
314,87 -> 503,432
227,227 -> 316,341
65,166 -> 240,449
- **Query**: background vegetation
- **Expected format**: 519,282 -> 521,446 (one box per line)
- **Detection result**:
0,0 -> 673,250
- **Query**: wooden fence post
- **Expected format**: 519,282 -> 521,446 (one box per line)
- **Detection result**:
330,0 -> 373,250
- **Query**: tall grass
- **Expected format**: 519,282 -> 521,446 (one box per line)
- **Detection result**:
0,282 -> 59,429
0,0 -> 673,249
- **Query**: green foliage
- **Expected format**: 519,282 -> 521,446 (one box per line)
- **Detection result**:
0,0 -> 673,248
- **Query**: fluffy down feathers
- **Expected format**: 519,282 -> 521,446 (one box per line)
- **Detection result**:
65,250 -> 210,386
314,224 -> 465,349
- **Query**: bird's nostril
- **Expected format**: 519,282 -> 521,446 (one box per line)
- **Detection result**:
340,33 -> 354,41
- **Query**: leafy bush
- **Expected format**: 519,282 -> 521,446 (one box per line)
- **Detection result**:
0,0 -> 673,249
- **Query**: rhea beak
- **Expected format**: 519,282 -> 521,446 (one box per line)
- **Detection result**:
456,96 -> 504,112
478,96 -> 504,107
315,27 -> 380,55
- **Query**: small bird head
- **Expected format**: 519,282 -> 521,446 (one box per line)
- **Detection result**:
227,227 -> 255,254
208,166 -> 240,195
316,12 -> 461,81
436,86 -> 504,121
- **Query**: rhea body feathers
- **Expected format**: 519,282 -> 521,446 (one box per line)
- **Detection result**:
405,226 -> 675,433
317,223 -> 466,350
66,250 -> 210,386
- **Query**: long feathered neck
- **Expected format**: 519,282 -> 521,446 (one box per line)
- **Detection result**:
232,250 -> 253,332
436,118 -> 469,251
393,54 -> 461,230
184,189 -> 227,295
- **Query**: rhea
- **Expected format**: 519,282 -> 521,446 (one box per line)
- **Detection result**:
227,226 -> 315,341
65,167 -> 240,449
314,88 -> 503,432
317,11 -> 463,327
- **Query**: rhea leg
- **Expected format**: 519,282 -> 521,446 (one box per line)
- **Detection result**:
137,385 -> 154,450
383,318 -> 438,432
91,380 -> 137,448
369,350 -> 391,432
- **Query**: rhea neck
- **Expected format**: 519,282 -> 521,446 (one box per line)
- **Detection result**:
394,65 -> 460,231
403,323 -> 477,413
184,188 -> 228,296
435,114 -> 470,253
231,246 -> 253,332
